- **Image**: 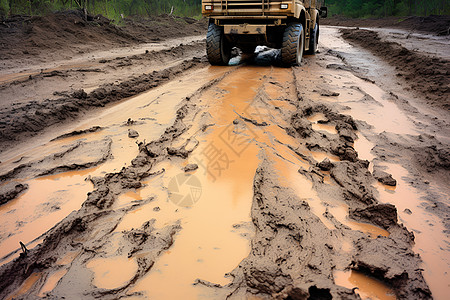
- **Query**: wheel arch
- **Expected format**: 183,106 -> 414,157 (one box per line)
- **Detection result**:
294,5 -> 307,30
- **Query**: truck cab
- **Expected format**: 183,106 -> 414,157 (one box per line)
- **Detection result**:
202,0 -> 327,66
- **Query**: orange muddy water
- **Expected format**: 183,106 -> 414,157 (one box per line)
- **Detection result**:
334,270 -> 396,300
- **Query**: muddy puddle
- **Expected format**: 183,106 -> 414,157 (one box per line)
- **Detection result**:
376,163 -> 449,300
124,66 -> 274,299
334,269 -> 396,300
0,66 -> 232,265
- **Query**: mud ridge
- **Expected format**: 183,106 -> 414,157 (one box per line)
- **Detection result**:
220,157 -> 430,299
0,138 -> 113,185
322,15 -> 450,36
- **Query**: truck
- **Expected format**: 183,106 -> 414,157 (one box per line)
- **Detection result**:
201,0 -> 327,66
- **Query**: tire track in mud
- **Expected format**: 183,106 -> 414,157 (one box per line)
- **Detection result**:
0,59 -> 433,299
0,51 -> 209,154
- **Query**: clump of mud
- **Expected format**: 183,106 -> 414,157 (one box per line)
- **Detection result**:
0,182 -> 28,205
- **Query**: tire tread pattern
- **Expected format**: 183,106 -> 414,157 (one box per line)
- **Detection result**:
281,23 -> 303,66
206,23 -> 227,65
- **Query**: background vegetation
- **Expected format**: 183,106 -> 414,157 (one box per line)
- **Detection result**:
1,0 -> 449,19
0,0 -> 202,19
323,0 -> 450,18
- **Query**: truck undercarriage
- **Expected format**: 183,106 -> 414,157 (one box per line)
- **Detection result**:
202,0 -> 327,66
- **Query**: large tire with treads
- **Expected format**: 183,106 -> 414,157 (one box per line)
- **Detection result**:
206,23 -> 231,66
305,23 -> 319,55
281,23 -> 305,66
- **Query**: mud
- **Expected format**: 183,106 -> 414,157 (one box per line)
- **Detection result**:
340,28 -> 450,111
0,15 -> 449,300
0,10 -> 206,70
0,56 -> 208,152
0,63 -> 435,300
322,15 -> 450,36
0,137 -> 112,183
0,182 -> 28,205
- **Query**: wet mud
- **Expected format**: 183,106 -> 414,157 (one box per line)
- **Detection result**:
0,10 -> 206,71
340,28 -> 450,111
322,15 -> 450,36
0,22 -> 449,300
0,56 -> 208,152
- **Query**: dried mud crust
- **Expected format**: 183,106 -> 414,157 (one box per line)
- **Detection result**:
0,10 -> 207,64
340,28 -> 450,111
0,64 -> 432,299
322,15 -> 450,36
0,57 -> 208,153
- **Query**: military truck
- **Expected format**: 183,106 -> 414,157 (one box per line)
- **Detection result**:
202,0 -> 327,66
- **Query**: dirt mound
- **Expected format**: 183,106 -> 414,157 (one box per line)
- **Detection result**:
397,15 -> 450,36
0,10 -> 136,61
340,28 -> 450,111
121,14 -> 207,41
322,15 -> 450,36
0,10 -> 206,63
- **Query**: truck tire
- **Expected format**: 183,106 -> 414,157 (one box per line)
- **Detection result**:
206,23 -> 231,66
281,23 -> 304,66
305,23 -> 318,55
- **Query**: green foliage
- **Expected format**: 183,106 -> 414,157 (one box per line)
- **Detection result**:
0,0 -> 9,16
4,0 -> 448,19
3,0 -> 202,19
325,0 -> 450,18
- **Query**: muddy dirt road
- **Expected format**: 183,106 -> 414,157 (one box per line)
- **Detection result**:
0,25 -> 449,300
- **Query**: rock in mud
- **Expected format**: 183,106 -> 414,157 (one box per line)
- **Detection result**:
0,182 -> 28,205
183,163 -> 198,172
128,128 -> 139,138
320,90 -> 340,97
373,169 -> 397,186
167,145 -> 190,158
71,89 -> 87,99
318,158 -> 334,171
